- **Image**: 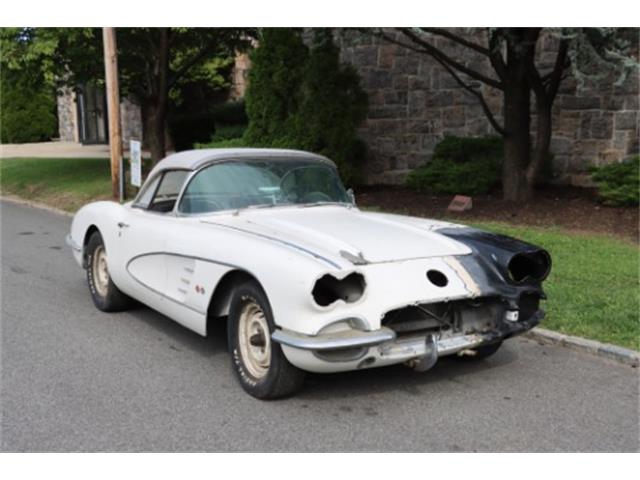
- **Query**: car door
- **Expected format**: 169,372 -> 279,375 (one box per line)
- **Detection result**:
110,169 -> 190,311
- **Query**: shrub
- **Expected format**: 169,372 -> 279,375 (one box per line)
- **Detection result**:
170,101 -> 248,151
590,156 -> 639,206
0,70 -> 56,144
194,137 -> 247,149
169,110 -> 217,151
432,135 -> 503,164
242,28 -> 368,184
407,135 -> 503,195
210,100 -> 248,126
292,29 -> 368,183
243,28 -> 309,144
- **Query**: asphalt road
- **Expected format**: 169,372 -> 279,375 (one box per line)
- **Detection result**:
1,200 -> 638,452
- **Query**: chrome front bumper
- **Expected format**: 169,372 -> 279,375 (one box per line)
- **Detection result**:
272,327 -> 396,350
274,327 -> 487,373
272,310 -> 544,374
273,327 -> 486,356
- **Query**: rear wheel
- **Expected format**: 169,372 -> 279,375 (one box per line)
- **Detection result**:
228,281 -> 305,399
85,231 -> 132,312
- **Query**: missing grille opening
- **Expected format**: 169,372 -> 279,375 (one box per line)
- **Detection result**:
312,272 -> 365,307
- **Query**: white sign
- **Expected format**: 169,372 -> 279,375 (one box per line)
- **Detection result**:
130,140 -> 142,187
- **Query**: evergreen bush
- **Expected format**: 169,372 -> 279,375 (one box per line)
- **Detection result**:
407,135 -> 503,195
241,28 -> 368,184
590,156 -> 639,206
0,70 -> 57,144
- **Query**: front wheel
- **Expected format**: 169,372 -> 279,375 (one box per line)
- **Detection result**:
228,281 -> 305,399
85,231 -> 132,312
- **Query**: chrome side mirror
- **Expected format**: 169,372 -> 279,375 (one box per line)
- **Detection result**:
347,188 -> 356,206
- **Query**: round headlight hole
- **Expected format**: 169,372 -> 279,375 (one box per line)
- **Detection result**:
426,269 -> 448,287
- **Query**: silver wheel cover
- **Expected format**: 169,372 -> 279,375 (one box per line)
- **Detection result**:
92,245 -> 110,297
238,300 -> 271,379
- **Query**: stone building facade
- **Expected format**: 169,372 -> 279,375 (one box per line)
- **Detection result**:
332,29 -> 639,185
56,29 -> 639,185
57,85 -> 142,147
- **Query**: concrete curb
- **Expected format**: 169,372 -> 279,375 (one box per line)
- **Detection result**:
0,195 -> 74,218
525,328 -> 639,367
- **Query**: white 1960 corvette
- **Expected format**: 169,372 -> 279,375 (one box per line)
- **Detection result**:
67,148 -> 551,399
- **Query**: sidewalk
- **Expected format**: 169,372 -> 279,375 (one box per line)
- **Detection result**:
0,141 -> 152,159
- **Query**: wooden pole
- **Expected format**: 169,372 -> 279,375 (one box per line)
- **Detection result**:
102,27 -> 122,201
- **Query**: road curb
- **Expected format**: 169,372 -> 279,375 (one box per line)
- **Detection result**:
525,328 -> 639,367
0,195 -> 73,218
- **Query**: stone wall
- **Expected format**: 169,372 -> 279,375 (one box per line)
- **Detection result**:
56,88 -> 143,147
56,88 -> 78,142
229,51 -> 251,100
120,97 -> 143,146
333,29 -> 639,185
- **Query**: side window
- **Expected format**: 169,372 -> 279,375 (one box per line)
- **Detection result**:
134,174 -> 161,209
148,170 -> 189,213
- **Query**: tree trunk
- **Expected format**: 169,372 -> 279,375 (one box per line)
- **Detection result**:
527,99 -> 552,186
142,101 -> 166,164
502,81 -> 532,202
142,28 -> 171,165
501,29 -> 538,202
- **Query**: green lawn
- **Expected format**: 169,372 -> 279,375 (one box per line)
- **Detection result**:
471,222 -> 639,350
0,157 -> 113,212
1,157 -> 638,349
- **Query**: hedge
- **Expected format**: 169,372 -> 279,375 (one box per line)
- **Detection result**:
590,155 -> 639,206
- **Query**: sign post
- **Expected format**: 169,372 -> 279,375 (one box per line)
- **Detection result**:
130,139 -> 142,188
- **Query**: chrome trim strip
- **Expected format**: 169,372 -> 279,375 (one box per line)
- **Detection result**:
272,327 -> 396,351
124,251 -> 247,317
65,234 -> 82,252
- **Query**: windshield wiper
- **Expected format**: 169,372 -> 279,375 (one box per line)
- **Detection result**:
233,202 -> 294,215
298,201 -> 351,209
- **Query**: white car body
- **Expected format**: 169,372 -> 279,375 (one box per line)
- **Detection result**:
67,148 -> 550,376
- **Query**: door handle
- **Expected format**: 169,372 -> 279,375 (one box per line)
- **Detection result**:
117,222 -> 129,228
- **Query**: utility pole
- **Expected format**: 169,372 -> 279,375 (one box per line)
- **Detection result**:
102,27 -> 122,201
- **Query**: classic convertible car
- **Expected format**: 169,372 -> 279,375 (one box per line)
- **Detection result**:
67,148 -> 551,399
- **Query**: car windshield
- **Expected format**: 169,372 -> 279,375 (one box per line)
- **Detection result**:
178,159 -> 350,214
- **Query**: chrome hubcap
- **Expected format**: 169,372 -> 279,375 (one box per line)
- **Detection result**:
92,245 -> 109,297
238,301 -> 271,379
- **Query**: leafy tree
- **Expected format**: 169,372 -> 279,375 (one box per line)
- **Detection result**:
0,27 -> 254,163
375,28 -> 639,201
294,29 -> 368,181
244,28 -> 309,144
243,28 -> 368,183
0,67 -> 57,143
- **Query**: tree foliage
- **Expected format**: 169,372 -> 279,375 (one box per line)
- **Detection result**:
244,28 -> 309,143
0,28 -> 254,161
244,28 -> 368,184
0,66 -> 57,143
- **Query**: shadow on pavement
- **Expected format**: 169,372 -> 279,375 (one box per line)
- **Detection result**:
122,302 -> 518,399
